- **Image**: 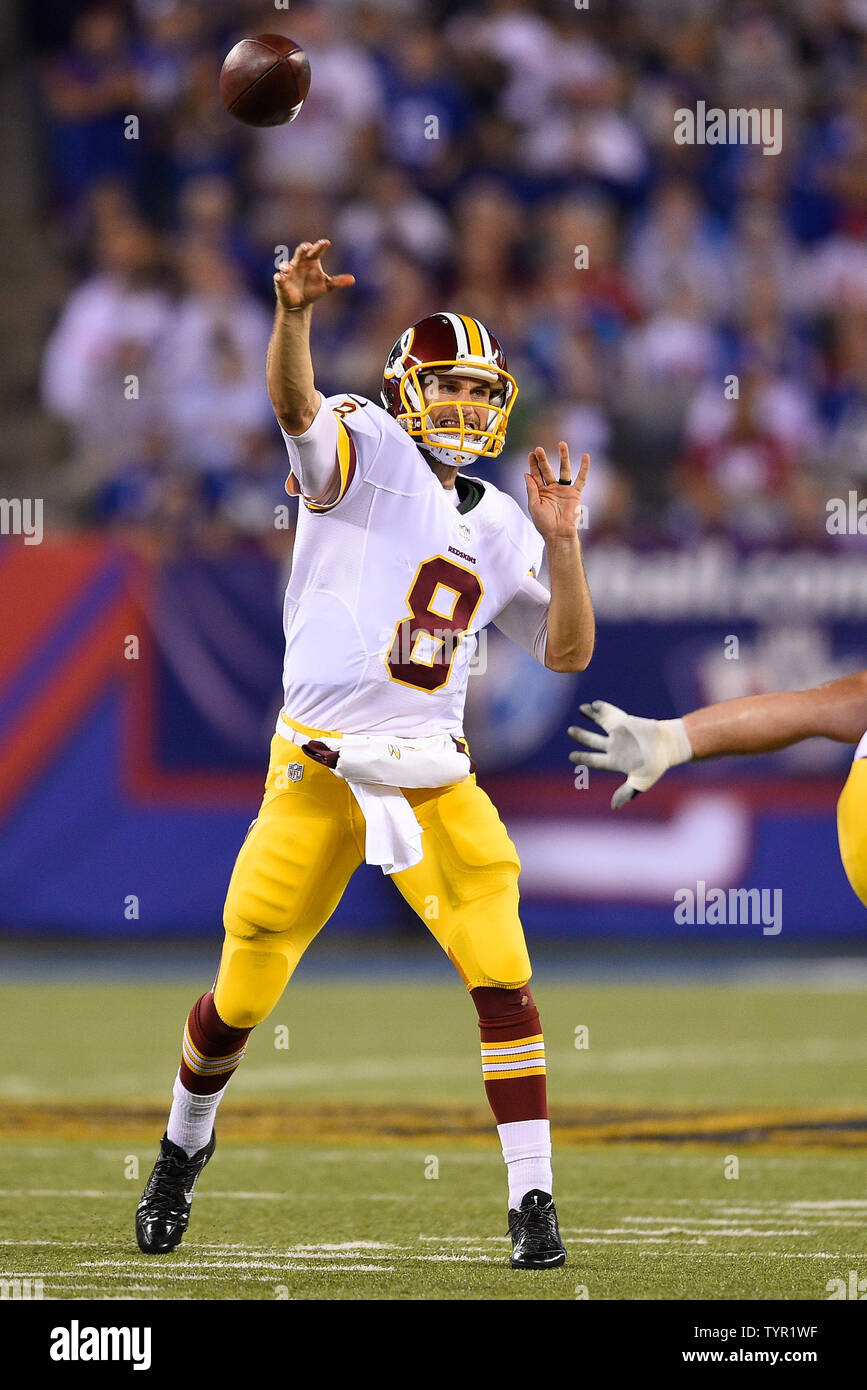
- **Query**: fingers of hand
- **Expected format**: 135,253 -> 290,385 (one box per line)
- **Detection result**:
577,452 -> 591,488
612,783 -> 639,810
530,444 -> 583,487
579,699 -> 622,732
288,240 -> 330,274
568,728 -> 608,752
529,446 -> 556,485
274,265 -> 298,301
558,441 -> 572,484
300,239 -> 330,261
568,750 -> 608,769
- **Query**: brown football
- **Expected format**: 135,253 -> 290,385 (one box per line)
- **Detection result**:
219,34 -> 311,127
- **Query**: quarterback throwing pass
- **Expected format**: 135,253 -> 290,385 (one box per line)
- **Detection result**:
136,238 -> 595,1269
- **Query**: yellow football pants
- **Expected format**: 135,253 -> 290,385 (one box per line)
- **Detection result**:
837,755 -> 867,911
214,733 -> 530,1028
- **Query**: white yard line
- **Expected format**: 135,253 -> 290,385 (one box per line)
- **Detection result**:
42,1285 -> 163,1295
616,1216 -> 866,1229
662,1251 -> 867,1259
0,1188 -> 311,1200
35,1263 -> 399,1275
789,1199 -> 867,1208
0,1239 -> 96,1246
419,1235 -> 505,1242
560,1227 -> 816,1237
0,1189 -> 125,1198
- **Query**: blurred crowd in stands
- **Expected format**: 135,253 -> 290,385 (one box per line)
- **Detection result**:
27,0 -> 867,552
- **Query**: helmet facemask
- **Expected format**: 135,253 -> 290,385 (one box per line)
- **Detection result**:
391,360 -> 518,469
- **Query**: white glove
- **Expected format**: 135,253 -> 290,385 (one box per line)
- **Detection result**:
568,700 -> 693,809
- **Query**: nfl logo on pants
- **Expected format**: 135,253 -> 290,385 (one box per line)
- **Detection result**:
286,763 -> 304,783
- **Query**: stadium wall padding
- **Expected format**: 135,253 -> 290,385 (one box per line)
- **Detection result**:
0,536 -> 863,938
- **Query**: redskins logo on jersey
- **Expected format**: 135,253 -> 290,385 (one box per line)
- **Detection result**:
381,312 -> 519,469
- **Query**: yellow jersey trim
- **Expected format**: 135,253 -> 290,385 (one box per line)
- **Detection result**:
305,418 -> 357,513
279,712 -> 344,740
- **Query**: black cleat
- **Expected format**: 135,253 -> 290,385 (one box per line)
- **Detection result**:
135,1131 -> 216,1254
508,1189 -> 567,1269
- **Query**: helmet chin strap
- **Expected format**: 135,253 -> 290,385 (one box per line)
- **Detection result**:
418,441 -> 479,471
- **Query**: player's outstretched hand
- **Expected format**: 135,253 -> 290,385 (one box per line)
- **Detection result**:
567,700 -> 694,809
524,444 -> 589,540
274,239 -> 355,311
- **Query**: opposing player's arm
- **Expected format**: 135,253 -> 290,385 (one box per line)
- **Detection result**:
524,444 -> 594,673
682,670 -> 867,756
568,670 -> 867,809
266,239 -> 354,505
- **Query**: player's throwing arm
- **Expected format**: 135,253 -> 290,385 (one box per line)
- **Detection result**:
266,239 -> 355,503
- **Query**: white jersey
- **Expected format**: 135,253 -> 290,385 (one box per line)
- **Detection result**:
278,393 -> 543,736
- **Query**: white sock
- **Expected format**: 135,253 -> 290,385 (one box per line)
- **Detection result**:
498,1118 -> 553,1209
166,1071 -> 226,1156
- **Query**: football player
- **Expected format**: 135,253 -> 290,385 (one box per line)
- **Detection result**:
567,671 -> 867,908
136,239 -> 595,1269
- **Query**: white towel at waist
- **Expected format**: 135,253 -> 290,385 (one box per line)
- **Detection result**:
275,721 -> 471,875
342,780 -> 423,876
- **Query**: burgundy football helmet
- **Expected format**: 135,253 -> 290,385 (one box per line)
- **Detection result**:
381,311 -> 518,469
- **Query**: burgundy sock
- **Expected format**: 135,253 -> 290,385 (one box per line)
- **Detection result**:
179,992 -> 251,1096
471,985 -> 547,1124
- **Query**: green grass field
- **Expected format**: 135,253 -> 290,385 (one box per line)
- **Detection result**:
1,976 -> 865,1300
